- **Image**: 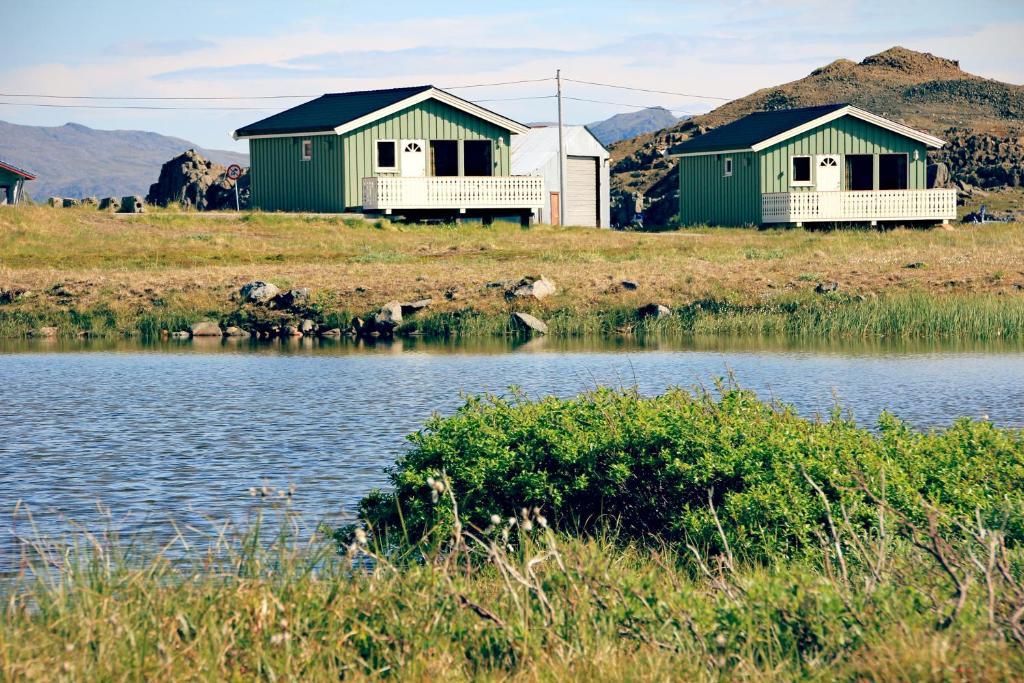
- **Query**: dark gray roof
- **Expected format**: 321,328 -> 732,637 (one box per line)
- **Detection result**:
0,159 -> 36,179
234,85 -> 434,138
669,103 -> 848,154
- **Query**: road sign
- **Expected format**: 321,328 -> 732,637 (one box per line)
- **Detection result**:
226,164 -> 243,181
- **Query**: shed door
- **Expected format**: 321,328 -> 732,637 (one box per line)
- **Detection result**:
400,140 -> 426,177
816,155 -> 841,192
565,156 -> 599,227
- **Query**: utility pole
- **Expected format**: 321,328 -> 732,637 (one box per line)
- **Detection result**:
556,69 -> 567,226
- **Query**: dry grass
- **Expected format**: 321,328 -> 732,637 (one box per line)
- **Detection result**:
1,205 -> 1023,337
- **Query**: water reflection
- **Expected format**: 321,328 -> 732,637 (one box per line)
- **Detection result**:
1,334 -> 1023,563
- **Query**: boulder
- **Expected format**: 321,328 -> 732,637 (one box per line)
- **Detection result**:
444,286 -> 464,301
29,326 -> 59,338
62,198 -> 81,208
638,303 -> 672,319
400,298 -> 432,316
81,197 -> 99,207
299,319 -> 317,334
814,282 -> 839,294
375,301 -> 403,326
47,197 -> 63,207
282,325 -> 303,337
223,326 -> 250,337
240,281 -> 281,304
927,162 -> 950,189
318,327 -> 343,337
98,197 -> 121,211
171,330 -> 190,339
507,276 -> 556,301
621,280 -> 639,291
190,321 -> 222,337
119,196 -> 145,213
511,312 -> 548,335
273,287 -> 311,309
146,149 -> 228,210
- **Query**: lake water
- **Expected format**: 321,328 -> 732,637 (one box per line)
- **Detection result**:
2,335 -> 1024,565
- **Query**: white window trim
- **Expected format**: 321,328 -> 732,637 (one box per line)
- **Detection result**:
790,155 -> 813,186
301,139 -> 313,162
375,139 -> 398,173
723,156 -> 733,178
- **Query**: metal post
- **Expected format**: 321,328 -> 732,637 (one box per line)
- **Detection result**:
234,183 -> 240,212
556,69 -> 566,226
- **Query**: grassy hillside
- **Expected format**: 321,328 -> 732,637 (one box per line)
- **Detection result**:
2,206 -> 1024,339
611,47 -> 1024,226
0,120 -> 248,199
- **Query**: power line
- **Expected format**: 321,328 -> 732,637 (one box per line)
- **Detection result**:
563,96 -> 697,116
0,92 -> 313,101
0,101 -> 277,111
564,78 -> 733,101
0,78 -> 556,103
443,77 -> 555,89
471,95 -> 556,103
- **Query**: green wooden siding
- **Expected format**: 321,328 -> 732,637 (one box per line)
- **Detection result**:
341,98 -> 510,210
0,168 -> 24,204
678,151 -> 760,226
758,116 -> 927,193
250,135 -> 345,212
249,98 -> 512,212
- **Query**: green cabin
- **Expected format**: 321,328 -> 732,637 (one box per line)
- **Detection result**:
234,86 -> 544,219
0,160 -> 36,206
669,104 -> 956,226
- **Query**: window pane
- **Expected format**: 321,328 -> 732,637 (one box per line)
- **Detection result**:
377,141 -> 396,168
845,155 -> 873,190
463,140 -> 493,177
878,154 -> 908,190
792,157 -> 811,182
430,140 -> 458,176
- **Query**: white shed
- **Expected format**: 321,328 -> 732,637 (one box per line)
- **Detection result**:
512,126 -> 610,228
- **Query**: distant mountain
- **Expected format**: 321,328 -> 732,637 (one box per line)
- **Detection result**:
587,107 -> 679,145
609,46 -> 1024,226
0,121 -> 248,199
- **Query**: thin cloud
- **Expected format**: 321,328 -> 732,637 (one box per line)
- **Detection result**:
108,39 -> 217,58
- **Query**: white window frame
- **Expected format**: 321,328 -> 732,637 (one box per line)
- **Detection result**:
301,139 -> 313,162
790,155 -> 813,186
375,139 -> 398,173
723,156 -> 733,177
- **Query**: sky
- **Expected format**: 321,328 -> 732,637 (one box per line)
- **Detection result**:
3,0 -> 1023,152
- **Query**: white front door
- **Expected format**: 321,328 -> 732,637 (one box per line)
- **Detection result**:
400,140 -> 426,177
816,155 -> 841,192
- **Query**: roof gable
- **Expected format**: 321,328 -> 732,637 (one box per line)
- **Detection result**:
670,104 -> 945,156
0,160 -> 36,180
234,86 -> 529,139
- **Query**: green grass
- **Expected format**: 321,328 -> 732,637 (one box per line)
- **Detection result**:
4,389 -> 1024,679
3,205 -> 1024,340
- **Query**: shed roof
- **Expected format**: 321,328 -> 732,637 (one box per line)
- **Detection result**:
511,125 -> 608,174
0,159 -> 37,180
234,85 -> 529,139
669,103 -> 945,156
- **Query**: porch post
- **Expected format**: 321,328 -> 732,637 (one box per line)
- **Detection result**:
872,155 -> 880,191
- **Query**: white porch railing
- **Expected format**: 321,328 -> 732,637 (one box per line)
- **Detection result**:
362,176 -> 545,212
762,189 -> 957,224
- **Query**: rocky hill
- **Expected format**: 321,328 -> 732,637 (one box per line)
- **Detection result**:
611,47 -> 1024,226
0,120 -> 248,200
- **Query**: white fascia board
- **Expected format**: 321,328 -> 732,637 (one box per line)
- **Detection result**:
669,148 -> 751,158
333,88 -> 531,136
750,106 -> 946,152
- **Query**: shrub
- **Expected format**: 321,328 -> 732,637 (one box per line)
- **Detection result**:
357,387 -> 1024,560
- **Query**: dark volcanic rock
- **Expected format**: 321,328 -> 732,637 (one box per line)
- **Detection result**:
146,149 -> 249,210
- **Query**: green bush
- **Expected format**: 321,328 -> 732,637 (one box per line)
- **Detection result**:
357,387 -> 1024,559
